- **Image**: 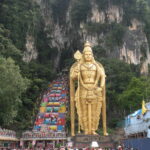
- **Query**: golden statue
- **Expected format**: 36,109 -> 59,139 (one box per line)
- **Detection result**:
70,41 -> 108,136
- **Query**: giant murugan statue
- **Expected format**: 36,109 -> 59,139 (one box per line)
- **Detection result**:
70,41 -> 108,136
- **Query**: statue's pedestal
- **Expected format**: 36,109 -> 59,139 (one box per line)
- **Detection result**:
72,134 -> 114,148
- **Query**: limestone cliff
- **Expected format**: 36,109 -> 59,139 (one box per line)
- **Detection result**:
23,34 -> 38,63
25,0 -> 150,73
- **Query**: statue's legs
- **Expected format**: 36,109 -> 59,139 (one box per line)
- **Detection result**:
91,101 -> 102,134
80,100 -> 88,134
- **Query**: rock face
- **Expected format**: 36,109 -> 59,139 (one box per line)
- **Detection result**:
120,19 -> 150,74
23,35 -> 38,63
90,1 -> 105,23
106,5 -> 123,23
26,0 -> 150,73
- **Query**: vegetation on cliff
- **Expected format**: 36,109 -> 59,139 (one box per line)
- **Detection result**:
0,0 -> 150,132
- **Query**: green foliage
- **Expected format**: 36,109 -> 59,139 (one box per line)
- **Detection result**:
35,20 -> 60,65
96,0 -> 124,10
105,23 -> 126,48
122,0 -> 137,25
63,58 -> 75,69
0,0 -> 56,130
102,59 -> 135,96
85,22 -> 126,48
20,61 -> 54,81
93,45 -> 107,58
13,61 -> 55,130
123,0 -> 150,26
118,77 -> 150,111
0,0 -> 40,49
136,0 -> 149,20
49,0 -> 70,24
95,0 -> 109,10
0,24 -> 22,61
36,22 -> 52,63
97,127 -> 114,135
140,42 -> 147,61
71,0 -> 91,25
96,58 -> 140,125
109,118 -> 121,128
0,57 -> 30,127
85,23 -> 109,34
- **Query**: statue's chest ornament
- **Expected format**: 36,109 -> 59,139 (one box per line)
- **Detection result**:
83,64 -> 94,70
82,64 -> 95,80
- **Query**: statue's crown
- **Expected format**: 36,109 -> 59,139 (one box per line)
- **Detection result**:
83,41 -> 93,53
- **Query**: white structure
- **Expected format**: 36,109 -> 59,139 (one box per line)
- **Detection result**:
124,102 -> 150,136
91,141 -> 99,148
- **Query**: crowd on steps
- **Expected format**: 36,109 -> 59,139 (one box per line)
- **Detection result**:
0,146 -> 138,150
0,128 -> 16,138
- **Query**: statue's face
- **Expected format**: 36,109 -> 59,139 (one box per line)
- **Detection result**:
84,51 -> 93,62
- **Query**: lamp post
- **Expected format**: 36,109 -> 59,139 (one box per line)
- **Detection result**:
91,141 -> 99,150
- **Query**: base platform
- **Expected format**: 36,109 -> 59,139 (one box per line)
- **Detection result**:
72,134 -> 115,148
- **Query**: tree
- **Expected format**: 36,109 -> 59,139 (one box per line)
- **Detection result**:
0,24 -> 22,61
0,0 -> 40,49
118,77 -> 150,113
0,57 -> 30,127
71,0 -> 91,25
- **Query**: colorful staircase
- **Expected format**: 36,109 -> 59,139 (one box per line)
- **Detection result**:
34,80 -> 68,132
22,76 -> 68,141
